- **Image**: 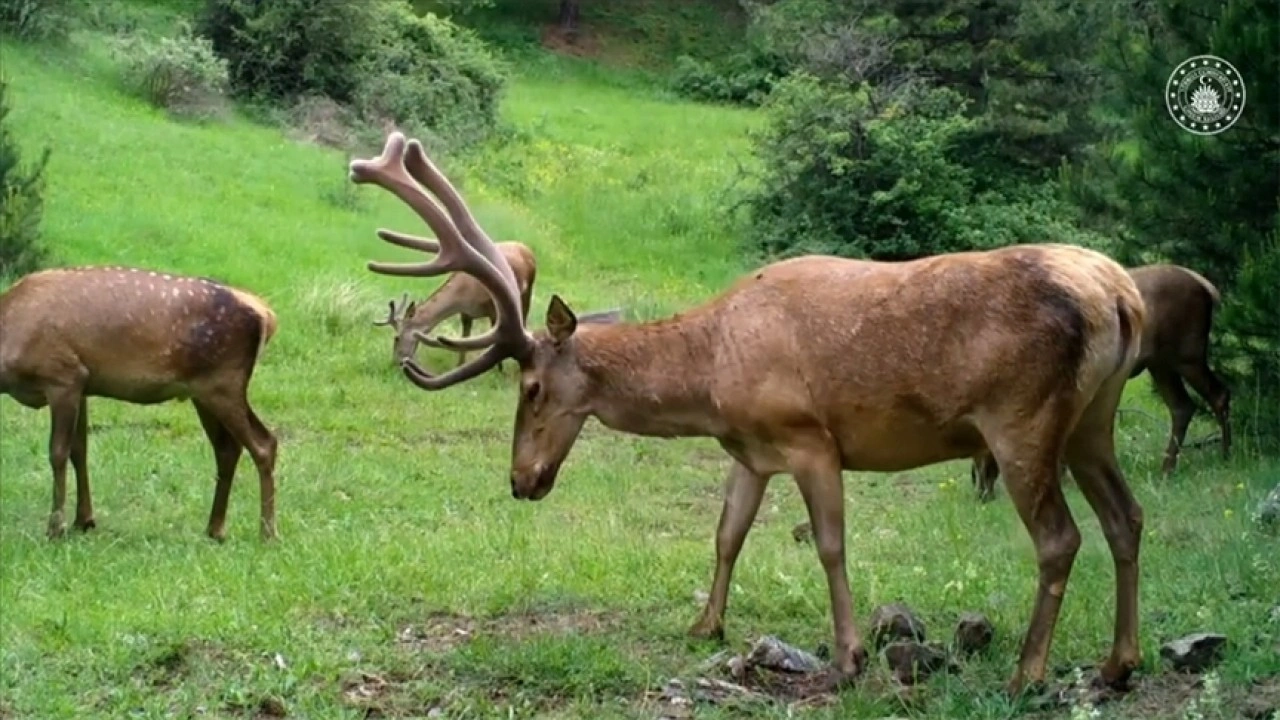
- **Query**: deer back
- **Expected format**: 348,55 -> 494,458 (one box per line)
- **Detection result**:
0,266 -> 276,405
1127,264 -> 1220,369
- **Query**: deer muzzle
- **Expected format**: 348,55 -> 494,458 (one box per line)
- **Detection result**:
510,461 -> 561,501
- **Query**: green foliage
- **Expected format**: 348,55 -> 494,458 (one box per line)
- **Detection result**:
1069,0 -> 1280,442
0,74 -> 49,280
740,74 -> 1110,261
0,0 -> 75,42
353,4 -> 507,150
109,22 -> 230,120
196,0 -> 506,147
668,50 -> 784,106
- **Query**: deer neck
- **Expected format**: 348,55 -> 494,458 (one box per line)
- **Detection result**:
408,289 -> 464,335
575,313 -> 723,438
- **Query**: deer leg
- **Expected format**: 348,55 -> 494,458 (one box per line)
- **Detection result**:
1178,360 -> 1232,461
195,387 -> 278,541
1148,365 -> 1195,474
997,432 -> 1079,697
194,401 -> 244,543
457,315 -> 473,368
972,452 -> 999,502
689,460 -> 767,641
70,396 -> 95,531
1065,384 -> 1143,691
45,387 -> 83,539
790,442 -> 867,683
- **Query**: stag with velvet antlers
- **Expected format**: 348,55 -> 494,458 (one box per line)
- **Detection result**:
374,240 -> 537,367
348,131 -> 1148,697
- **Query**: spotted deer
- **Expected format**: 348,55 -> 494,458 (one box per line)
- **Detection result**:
971,263 -> 1231,501
0,266 -> 279,541
348,132 -> 1147,697
374,240 -> 537,367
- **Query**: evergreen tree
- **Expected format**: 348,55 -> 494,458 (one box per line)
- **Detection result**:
0,74 -> 51,279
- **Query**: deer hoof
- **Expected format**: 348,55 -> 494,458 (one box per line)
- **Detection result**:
260,522 -> 278,543
687,619 -> 725,642
74,517 -> 97,532
46,512 -> 67,539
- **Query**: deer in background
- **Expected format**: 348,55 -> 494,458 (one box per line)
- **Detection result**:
971,263 -> 1231,501
0,266 -> 279,541
348,132 -> 1147,697
374,240 -> 536,368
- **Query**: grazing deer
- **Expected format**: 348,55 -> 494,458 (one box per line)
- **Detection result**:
971,263 -> 1230,501
348,132 -> 1147,697
374,241 -> 537,367
0,266 -> 279,541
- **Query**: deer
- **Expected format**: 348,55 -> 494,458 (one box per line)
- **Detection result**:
971,263 -> 1231,502
0,266 -> 279,542
374,241 -> 537,368
347,131 -> 1148,698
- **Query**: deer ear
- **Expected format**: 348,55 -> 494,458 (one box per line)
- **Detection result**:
546,294 -> 577,343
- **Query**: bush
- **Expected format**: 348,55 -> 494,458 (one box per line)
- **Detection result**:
196,0 -> 506,148
0,0 -> 75,42
0,75 -> 51,280
110,23 -> 230,120
668,51 -> 785,107
738,73 -> 1111,262
352,5 -> 506,149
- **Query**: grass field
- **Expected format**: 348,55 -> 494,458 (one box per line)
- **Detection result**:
2,15 -> 1279,720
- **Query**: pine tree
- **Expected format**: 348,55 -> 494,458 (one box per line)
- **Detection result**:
0,73 -> 51,280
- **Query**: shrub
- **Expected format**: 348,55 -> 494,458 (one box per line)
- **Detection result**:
196,0 -> 506,148
0,75 -> 51,280
352,5 -> 506,149
0,0 -> 75,43
668,51 -> 784,107
196,0 -> 382,104
110,23 -> 231,120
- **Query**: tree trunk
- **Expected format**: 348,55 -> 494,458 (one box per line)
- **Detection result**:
558,0 -> 580,32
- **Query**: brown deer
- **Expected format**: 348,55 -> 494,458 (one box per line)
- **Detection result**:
0,266 -> 279,541
971,263 -> 1230,501
373,241 -> 536,367
347,132 -> 1147,697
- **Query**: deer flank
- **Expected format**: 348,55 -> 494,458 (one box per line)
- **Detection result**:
972,262 -> 1230,501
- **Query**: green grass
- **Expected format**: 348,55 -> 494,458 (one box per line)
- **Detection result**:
2,18 -> 1280,720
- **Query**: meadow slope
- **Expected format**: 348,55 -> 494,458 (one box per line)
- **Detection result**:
1,28 -> 1279,720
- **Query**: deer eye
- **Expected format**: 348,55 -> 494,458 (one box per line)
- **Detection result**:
523,381 -> 541,403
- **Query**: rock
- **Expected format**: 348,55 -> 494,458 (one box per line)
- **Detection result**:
1159,632 -> 1229,672
953,612 -> 994,655
792,521 -> 814,544
1254,482 -> 1280,527
869,603 -> 927,649
882,641 -> 952,685
427,708 -> 445,719
258,696 -> 287,717
744,635 -> 824,673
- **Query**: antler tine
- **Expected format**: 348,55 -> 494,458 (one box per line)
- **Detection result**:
377,229 -> 440,254
401,140 -> 530,352
372,292 -> 411,328
351,132 -> 534,391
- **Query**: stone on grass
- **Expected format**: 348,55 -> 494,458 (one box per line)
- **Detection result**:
745,635 -> 823,674
882,641 -> 952,685
1159,632 -> 1228,672
1256,482 -> 1280,527
953,612 -> 994,655
791,521 -> 813,544
869,603 -> 927,649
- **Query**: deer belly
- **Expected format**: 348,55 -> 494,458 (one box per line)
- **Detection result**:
85,377 -> 192,405
833,415 -> 984,472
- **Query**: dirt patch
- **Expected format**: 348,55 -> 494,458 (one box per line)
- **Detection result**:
339,670 -> 429,718
540,23 -> 605,60
1024,670 -> 1280,719
396,607 -> 623,654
